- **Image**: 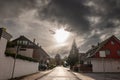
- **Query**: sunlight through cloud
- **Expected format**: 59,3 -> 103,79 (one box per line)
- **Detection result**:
54,28 -> 70,43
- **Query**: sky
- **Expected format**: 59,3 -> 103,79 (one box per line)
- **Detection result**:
0,0 -> 120,58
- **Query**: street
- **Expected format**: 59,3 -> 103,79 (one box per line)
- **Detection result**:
38,66 -> 79,80
21,66 -> 120,80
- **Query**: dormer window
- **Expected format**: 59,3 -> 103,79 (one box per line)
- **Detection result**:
23,41 -> 28,45
117,50 -> 120,56
17,40 -> 22,45
111,41 -> 115,45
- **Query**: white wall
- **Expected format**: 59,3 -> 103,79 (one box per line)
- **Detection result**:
7,48 -> 33,58
0,37 -> 39,80
19,48 -> 33,58
14,59 -> 39,78
91,59 -> 120,72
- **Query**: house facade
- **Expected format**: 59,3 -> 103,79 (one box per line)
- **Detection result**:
0,28 -> 39,79
0,28 -> 12,58
85,35 -> 120,72
6,36 -> 50,63
33,46 -> 50,64
7,36 -> 37,58
0,28 -> 13,79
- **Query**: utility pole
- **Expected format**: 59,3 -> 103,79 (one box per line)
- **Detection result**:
11,46 -> 20,79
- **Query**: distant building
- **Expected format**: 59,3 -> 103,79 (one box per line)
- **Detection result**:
84,35 -> 120,72
6,35 -> 50,63
33,46 -> 50,64
55,54 -> 61,66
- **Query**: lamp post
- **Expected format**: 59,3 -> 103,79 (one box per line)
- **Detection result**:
11,45 -> 20,79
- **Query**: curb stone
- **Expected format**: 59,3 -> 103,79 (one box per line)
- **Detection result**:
20,69 -> 54,80
70,71 -> 81,80
35,70 -> 53,80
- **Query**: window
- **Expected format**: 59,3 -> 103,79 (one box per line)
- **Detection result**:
105,50 -> 110,55
111,41 -> 115,45
17,40 -> 20,44
19,40 -> 22,44
23,41 -> 28,45
117,50 -> 120,56
99,51 -> 106,57
17,40 -> 22,45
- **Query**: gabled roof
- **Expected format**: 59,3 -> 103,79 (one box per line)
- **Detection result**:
11,35 -> 39,48
0,28 -> 12,40
86,35 -> 120,58
39,47 -> 50,57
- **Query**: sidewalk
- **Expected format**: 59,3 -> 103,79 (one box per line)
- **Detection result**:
9,70 -> 53,80
72,72 -> 120,80
20,70 -> 52,80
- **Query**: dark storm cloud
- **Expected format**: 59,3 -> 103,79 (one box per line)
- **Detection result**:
38,0 -> 91,33
0,0 -> 36,18
1,0 -> 120,55
38,0 -> 120,37
89,0 -> 120,29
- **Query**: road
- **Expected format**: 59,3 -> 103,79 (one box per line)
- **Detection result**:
38,66 -> 80,80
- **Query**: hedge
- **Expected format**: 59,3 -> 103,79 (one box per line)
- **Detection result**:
5,52 -> 38,62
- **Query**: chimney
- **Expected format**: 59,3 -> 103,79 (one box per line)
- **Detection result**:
33,38 -> 36,43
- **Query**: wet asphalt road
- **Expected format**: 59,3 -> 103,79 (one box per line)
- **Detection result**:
38,66 -> 80,80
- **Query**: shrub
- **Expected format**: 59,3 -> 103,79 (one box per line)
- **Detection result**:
5,51 -> 38,62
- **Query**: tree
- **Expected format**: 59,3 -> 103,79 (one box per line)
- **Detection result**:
55,54 -> 61,66
67,39 -> 79,69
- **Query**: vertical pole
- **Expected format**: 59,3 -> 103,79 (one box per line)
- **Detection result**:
78,53 -> 80,72
11,46 -> 19,79
103,58 -> 106,80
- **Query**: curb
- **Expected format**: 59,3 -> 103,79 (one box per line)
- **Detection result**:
35,70 -> 53,80
70,71 -> 81,80
8,72 -> 40,80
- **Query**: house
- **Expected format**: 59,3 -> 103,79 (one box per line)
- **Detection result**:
84,35 -> 120,72
6,36 -> 50,63
0,28 -> 12,58
6,36 -> 38,58
0,28 -> 13,79
33,46 -> 50,64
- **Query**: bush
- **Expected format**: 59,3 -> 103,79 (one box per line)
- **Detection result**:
5,52 -> 38,62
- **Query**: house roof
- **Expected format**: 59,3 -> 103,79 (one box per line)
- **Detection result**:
11,35 -> 39,48
0,28 -> 12,40
39,47 -> 50,57
86,35 -> 120,58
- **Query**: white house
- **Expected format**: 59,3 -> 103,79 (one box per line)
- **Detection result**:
6,36 -> 37,58
0,28 -> 13,79
0,28 -> 12,58
0,28 -> 39,80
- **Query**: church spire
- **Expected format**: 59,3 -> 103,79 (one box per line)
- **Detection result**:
71,39 -> 78,54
